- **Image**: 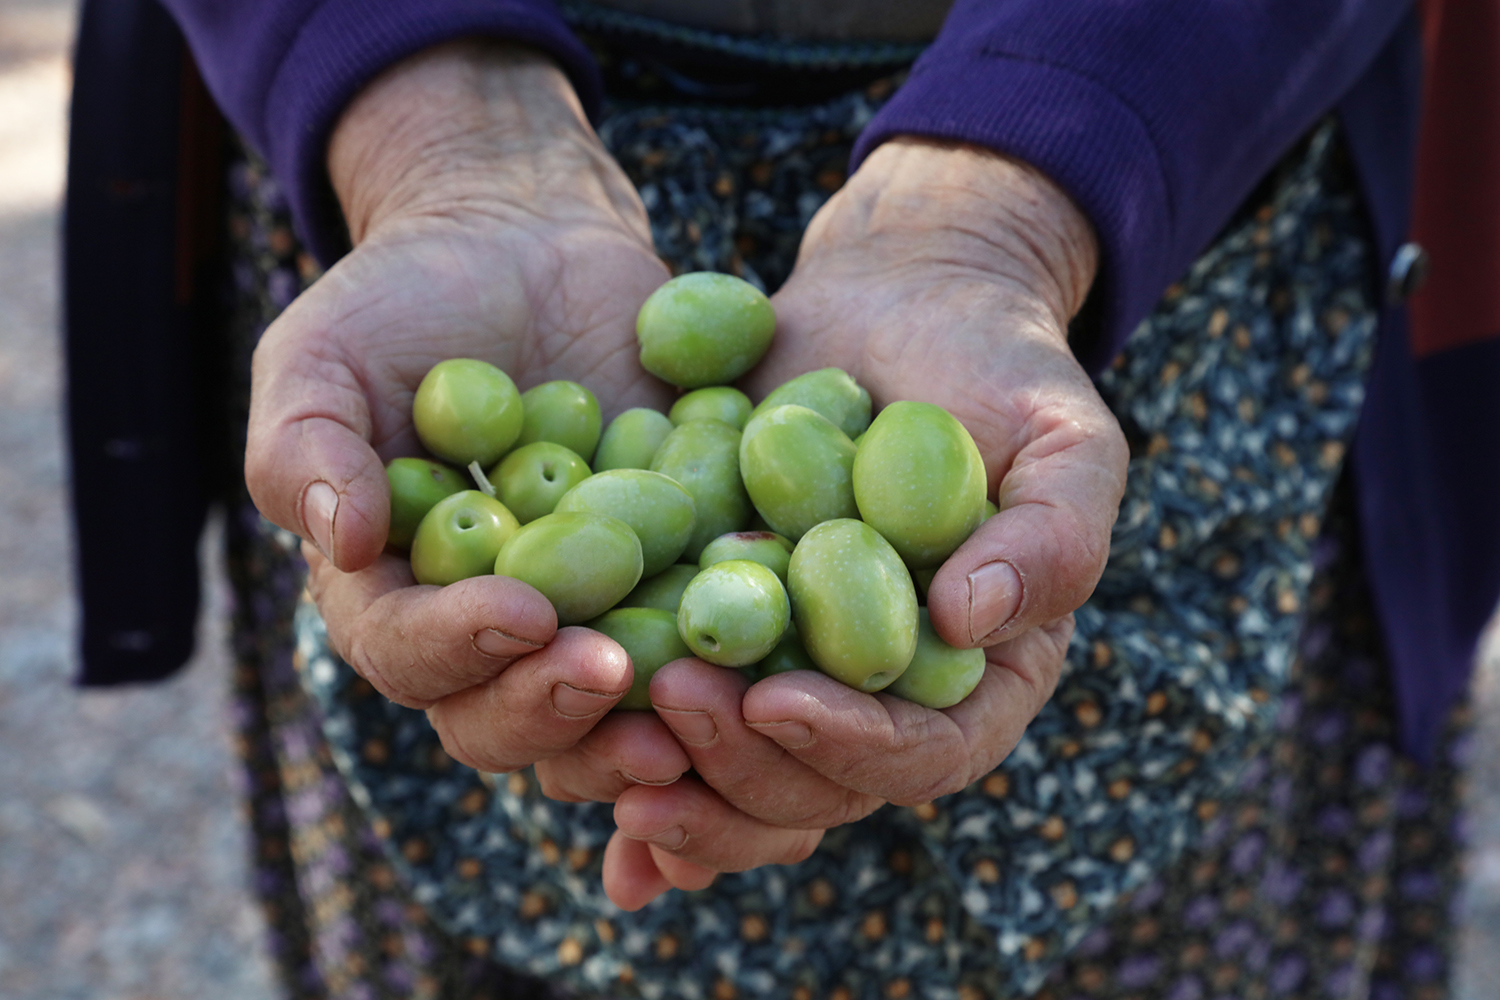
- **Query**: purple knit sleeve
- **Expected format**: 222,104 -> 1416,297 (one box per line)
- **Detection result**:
852,0 -> 1411,372
158,0 -> 601,265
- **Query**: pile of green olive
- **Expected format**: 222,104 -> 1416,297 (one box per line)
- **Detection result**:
386,272 -> 996,712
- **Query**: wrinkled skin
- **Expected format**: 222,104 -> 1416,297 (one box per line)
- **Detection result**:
244,41 -> 1129,913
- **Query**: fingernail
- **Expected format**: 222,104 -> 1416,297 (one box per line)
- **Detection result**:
747,720 -> 813,748
968,561 -> 1022,644
656,708 -> 718,747
301,481 -> 339,561
473,627 -> 545,658
645,826 -> 688,850
619,770 -> 681,787
551,683 -> 617,718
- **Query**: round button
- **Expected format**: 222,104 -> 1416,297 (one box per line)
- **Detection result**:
1387,242 -> 1430,303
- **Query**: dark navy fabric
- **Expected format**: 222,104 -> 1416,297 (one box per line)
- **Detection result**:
66,0 -> 1500,759
153,0 -> 603,266
64,0 -> 223,685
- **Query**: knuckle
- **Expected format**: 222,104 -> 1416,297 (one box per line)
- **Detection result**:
531,761 -> 589,803
892,766 -> 968,808
428,702 -> 526,775
343,633 -> 426,708
785,789 -> 880,831
782,831 -> 823,865
425,703 -> 482,771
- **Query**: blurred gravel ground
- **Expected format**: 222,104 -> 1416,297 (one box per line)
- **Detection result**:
1,2 -> 1499,998
1455,628 -> 1500,1000
0,1 -> 275,997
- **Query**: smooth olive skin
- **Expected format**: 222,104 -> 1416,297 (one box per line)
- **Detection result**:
555,469 -> 696,578
386,458 -> 468,550
670,386 -> 753,430
490,441 -> 592,524
412,359 -> 524,467
752,367 -> 872,439
739,404 -> 859,541
649,419 -> 753,561
586,608 -> 692,711
749,622 -> 816,680
885,608 -> 987,709
852,401 -> 988,569
699,531 -> 794,586
677,560 -> 790,667
984,498 -> 999,520
636,272 -> 776,388
515,380 -> 602,463
617,563 -> 700,613
594,408 -> 676,472
494,512 -> 643,625
409,491 -> 520,586
788,519 -> 918,692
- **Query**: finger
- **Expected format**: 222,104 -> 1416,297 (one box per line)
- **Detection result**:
304,543 -> 557,708
741,616 -> 1074,805
649,659 -> 884,829
601,832 -> 719,911
533,710 -> 691,803
613,778 -> 824,873
602,832 -> 673,912
927,390 -> 1127,647
649,846 -> 719,891
425,627 -> 632,773
246,299 -> 390,572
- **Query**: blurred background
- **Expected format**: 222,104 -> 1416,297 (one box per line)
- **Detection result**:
2,1 -> 1499,997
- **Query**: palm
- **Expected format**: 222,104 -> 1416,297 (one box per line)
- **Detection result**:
751,265 -> 1105,512
279,213 -> 673,463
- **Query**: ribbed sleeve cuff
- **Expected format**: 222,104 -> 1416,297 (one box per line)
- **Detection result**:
261,0 -> 600,266
852,52 -> 1174,375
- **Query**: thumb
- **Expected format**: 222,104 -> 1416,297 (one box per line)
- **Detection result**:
927,397 -> 1127,647
245,309 -> 391,572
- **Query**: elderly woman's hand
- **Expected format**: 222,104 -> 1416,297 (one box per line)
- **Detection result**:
583,138 -> 1129,909
246,42 -> 692,784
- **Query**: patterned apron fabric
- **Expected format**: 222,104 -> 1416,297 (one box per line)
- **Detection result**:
219,46 -> 1466,1000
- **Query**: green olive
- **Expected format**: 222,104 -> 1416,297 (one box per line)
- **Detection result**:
385,457 -> 467,550
788,519 -> 917,691
698,531 -> 794,586
739,404 -> 858,541
616,564 -> 700,613
409,490 -> 520,586
636,273 -> 776,388
593,408 -> 676,472
884,608 -> 987,709
587,607 -> 692,711
911,566 -> 937,603
669,386 -> 753,430
851,401 -> 987,569
649,419 -> 753,561
411,359 -> 523,467
515,380 -> 602,463
677,560 -> 789,667
749,622 -> 816,680
489,441 -> 592,524
555,469 -> 696,578
751,367 -> 871,439
493,512 -> 643,625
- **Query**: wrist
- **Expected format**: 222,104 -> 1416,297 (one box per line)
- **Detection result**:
328,40 -> 638,244
816,138 -> 1099,330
